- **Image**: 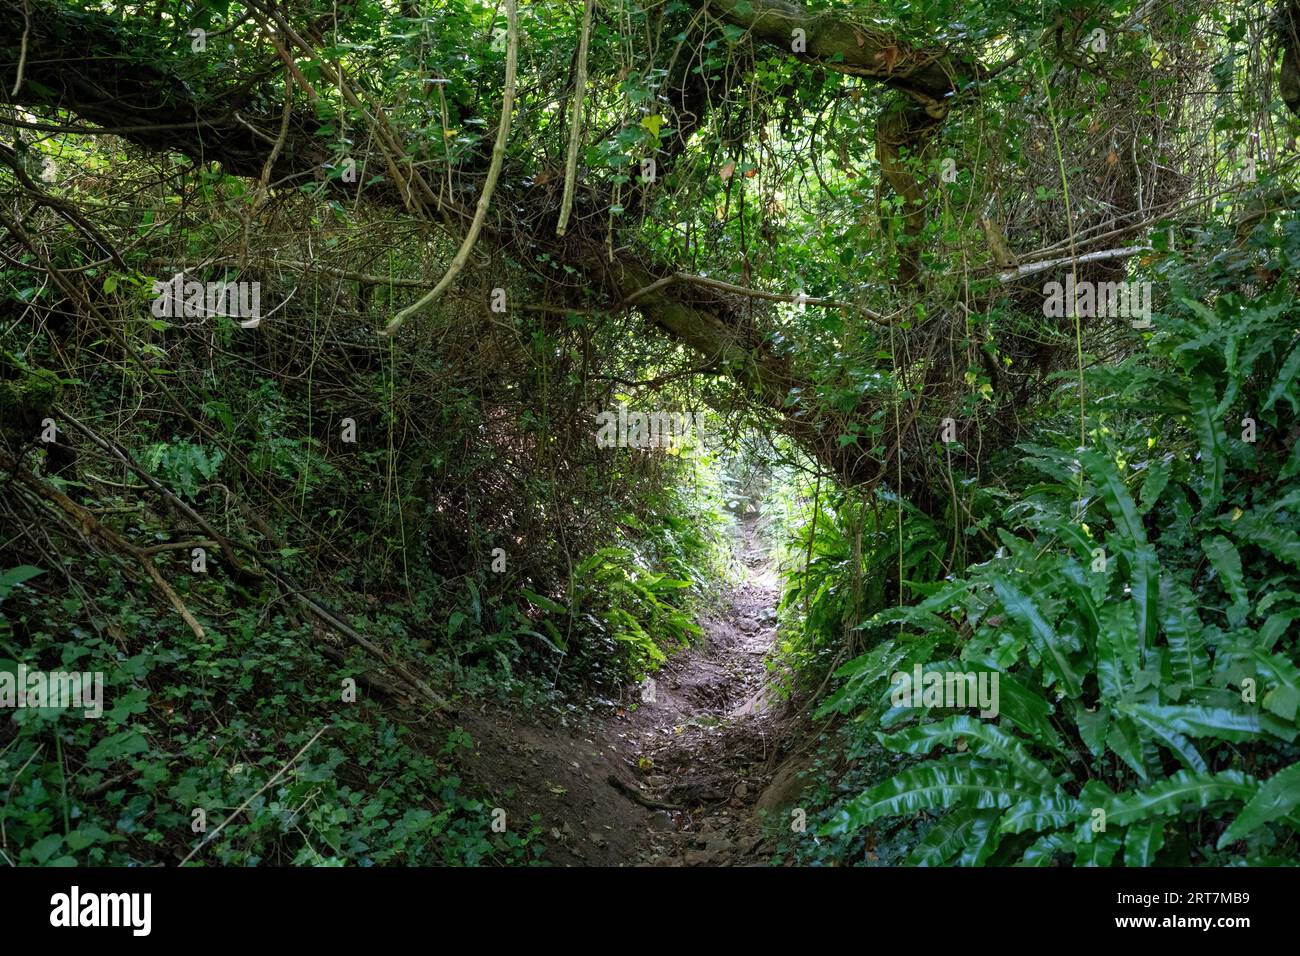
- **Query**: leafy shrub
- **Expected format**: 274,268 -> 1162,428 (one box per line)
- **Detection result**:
142,440 -> 224,500
777,486 -> 944,676
810,277 -> 1300,865
521,482 -> 729,686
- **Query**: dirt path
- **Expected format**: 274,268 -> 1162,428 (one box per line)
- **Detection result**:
619,515 -> 786,865
455,516 -> 809,866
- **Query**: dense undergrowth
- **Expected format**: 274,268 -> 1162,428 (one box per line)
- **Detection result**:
3,0 -> 1299,870
774,215 -> 1300,866
0,180 -> 730,865
0,376 -> 727,866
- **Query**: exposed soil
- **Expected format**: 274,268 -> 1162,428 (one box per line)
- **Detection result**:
453,515 -> 816,866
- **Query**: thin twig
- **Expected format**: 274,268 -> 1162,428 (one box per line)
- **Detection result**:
383,0 -> 520,335
10,0 -> 29,97
179,727 -> 328,866
556,0 -> 594,237
995,244 -> 1152,283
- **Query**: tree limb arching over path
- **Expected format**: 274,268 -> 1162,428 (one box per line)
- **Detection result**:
0,0 -> 1172,510
4,0 -> 1299,878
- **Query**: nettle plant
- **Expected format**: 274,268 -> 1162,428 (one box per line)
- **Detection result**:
818,284 -> 1300,865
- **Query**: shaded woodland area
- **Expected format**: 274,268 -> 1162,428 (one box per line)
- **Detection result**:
1,0 -> 1299,871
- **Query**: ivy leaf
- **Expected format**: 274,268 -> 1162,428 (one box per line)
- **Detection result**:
0,565 -> 44,604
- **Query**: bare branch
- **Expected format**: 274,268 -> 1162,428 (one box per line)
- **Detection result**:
383,0 -> 520,335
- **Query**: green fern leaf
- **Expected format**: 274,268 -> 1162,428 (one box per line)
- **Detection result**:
1081,449 -> 1159,657
1016,831 -> 1073,866
1160,575 -> 1208,690
1202,535 -> 1250,628
1252,649 -> 1300,723
999,792 -> 1081,835
908,808 -> 1003,866
1187,374 -> 1226,510
991,576 -> 1083,698
1123,819 -> 1166,866
878,715 -> 1059,788
1217,762 -> 1300,847
1103,770 -> 1258,827
824,763 -> 1026,833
